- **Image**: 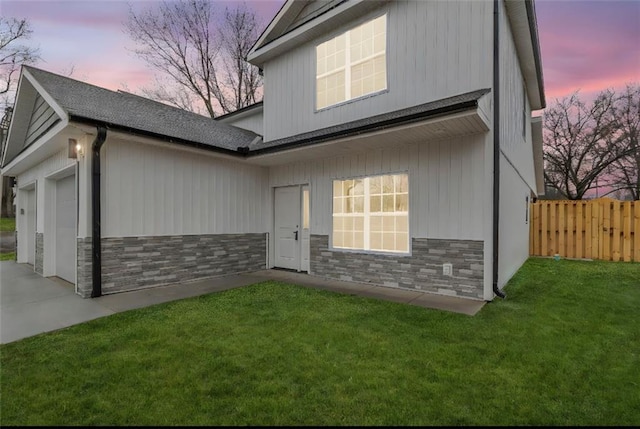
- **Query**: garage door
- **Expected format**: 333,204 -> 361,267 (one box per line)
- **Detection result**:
55,175 -> 76,283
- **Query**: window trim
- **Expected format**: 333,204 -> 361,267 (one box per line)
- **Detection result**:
330,171 -> 411,256
314,13 -> 389,112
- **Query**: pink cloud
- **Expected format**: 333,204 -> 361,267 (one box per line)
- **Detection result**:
536,0 -> 640,101
2,0 -> 637,109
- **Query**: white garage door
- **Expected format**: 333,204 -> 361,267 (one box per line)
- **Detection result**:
56,175 -> 76,283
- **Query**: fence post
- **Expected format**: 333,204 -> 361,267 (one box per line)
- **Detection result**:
576,202 -> 583,259
623,201 -> 631,262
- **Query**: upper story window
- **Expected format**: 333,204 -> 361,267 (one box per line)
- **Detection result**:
316,14 -> 387,110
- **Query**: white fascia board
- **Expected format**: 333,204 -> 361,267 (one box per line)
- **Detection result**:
504,0 -> 545,110
0,118 -> 69,176
0,73 -> 26,167
217,104 -> 264,124
248,0 -> 367,66
249,0 -> 298,58
104,129 -> 248,163
531,116 -> 544,196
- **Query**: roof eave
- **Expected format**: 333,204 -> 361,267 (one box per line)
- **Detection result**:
531,116 -> 545,196
246,90 -> 490,157
216,102 -> 264,123
247,0 -> 373,67
504,0 -> 546,110
67,115 -> 243,159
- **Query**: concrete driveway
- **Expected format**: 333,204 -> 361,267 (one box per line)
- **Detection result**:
0,261 -> 268,344
1,261 -> 115,344
0,230 -> 16,253
1,261 -> 485,345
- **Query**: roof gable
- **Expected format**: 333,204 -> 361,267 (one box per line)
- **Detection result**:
1,66 -> 262,168
250,0 -> 545,109
248,0 -> 384,67
1,71 -> 64,167
281,0 -> 344,38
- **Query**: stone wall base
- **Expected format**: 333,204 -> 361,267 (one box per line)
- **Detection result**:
35,232 -> 44,275
310,235 -> 484,299
76,233 -> 266,297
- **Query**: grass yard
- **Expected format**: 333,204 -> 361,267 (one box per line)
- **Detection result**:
0,217 -> 15,232
1,258 -> 639,425
0,218 -> 16,260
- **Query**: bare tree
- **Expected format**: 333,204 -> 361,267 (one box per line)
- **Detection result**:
1,17 -> 39,218
125,0 -> 262,117
140,76 -> 206,115
218,4 -> 262,113
603,84 -> 640,200
543,89 -> 631,200
1,17 -> 39,99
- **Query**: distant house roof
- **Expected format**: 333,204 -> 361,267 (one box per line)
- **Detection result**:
24,66 -> 260,153
244,88 -> 491,156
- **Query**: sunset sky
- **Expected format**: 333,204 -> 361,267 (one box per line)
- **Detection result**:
1,0 -> 639,109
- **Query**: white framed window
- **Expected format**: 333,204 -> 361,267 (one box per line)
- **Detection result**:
332,173 -> 409,254
316,14 -> 387,110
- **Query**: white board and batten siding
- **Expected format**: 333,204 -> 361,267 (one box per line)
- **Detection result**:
269,134 -> 487,241
263,0 -> 493,141
24,94 -> 60,149
101,138 -> 270,238
496,0 -> 539,288
499,154 -> 531,288
498,0 -> 536,192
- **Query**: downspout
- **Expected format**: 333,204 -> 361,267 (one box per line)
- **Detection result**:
492,0 -> 506,299
91,126 -> 107,298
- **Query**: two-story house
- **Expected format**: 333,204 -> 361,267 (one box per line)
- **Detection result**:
0,0 -> 545,302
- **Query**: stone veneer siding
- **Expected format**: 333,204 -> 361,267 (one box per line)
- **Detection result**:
35,232 -> 44,275
311,235 -> 484,299
77,237 -> 93,298
76,233 -> 266,297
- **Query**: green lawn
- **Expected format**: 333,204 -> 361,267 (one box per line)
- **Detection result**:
0,218 -> 16,260
1,258 -> 638,426
0,217 -> 15,232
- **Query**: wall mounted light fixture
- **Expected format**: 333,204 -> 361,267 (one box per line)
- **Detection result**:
68,138 -> 83,159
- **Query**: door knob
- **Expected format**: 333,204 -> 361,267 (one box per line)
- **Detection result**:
294,230 -> 298,240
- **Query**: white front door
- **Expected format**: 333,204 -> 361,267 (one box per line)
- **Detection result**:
55,175 -> 76,283
274,185 -> 310,272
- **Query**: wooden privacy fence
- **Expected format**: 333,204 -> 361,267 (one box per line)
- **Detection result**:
529,198 -> 640,262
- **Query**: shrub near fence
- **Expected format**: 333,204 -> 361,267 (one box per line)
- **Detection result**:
529,198 -> 640,262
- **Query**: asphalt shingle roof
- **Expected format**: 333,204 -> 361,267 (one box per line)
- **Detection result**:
25,66 -> 259,152
24,66 -> 490,158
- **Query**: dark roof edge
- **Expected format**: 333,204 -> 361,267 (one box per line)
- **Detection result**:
525,0 -> 546,108
68,88 -> 490,160
271,0 -> 348,45
216,101 -> 264,121
246,89 -> 490,157
69,115 -> 241,158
